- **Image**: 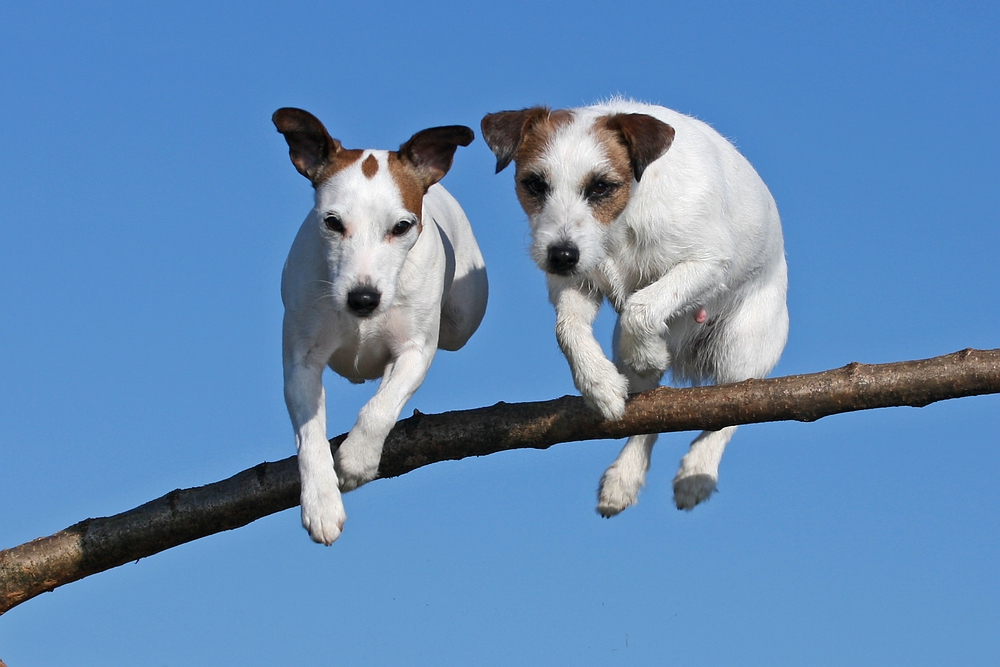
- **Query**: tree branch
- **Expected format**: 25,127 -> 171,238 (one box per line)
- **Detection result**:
2,348 -> 998,616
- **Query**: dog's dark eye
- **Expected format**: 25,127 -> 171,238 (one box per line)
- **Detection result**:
324,214 -> 345,234
391,219 -> 415,237
520,174 -> 549,199
585,179 -> 617,201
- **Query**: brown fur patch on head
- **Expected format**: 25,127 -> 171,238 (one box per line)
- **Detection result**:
502,109 -> 575,216
386,153 -> 425,223
315,150 -> 363,183
361,153 -> 379,179
513,176 -> 545,217
513,109 -> 574,166
601,113 -> 674,182
582,117 -> 638,224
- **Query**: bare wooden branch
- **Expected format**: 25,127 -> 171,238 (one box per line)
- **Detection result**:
2,348 -> 998,616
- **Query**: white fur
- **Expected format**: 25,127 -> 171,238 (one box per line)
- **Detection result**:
491,100 -> 788,515
282,152 -> 487,544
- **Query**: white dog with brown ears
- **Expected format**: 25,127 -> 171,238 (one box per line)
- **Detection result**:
274,108 -> 488,544
482,99 -> 788,517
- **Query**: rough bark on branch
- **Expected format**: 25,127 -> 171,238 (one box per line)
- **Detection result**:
2,348 -> 998,616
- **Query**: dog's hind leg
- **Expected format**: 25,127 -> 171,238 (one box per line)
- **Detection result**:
671,268 -> 787,510
597,322 -> 662,517
598,432 -> 659,517
672,425 -> 737,510
437,263 -> 488,352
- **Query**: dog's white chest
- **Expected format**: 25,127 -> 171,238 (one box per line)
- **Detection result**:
596,228 -> 661,311
328,332 -> 392,382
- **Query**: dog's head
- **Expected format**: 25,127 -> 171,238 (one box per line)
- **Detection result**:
482,107 -> 674,277
274,108 -> 473,318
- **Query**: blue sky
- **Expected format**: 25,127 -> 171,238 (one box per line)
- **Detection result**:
1,1 -> 998,664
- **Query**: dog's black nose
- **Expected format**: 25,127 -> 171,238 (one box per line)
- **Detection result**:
547,244 -> 580,274
346,286 -> 381,316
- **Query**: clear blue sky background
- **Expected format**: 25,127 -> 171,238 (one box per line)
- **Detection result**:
1,1 -> 998,664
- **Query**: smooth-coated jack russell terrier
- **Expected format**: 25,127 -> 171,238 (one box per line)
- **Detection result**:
274,108 -> 488,544
482,99 -> 788,516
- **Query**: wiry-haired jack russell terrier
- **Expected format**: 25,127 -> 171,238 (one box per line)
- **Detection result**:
482,100 -> 788,516
274,108 -> 488,544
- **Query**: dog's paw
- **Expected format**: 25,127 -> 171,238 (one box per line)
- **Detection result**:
579,361 -> 629,420
619,303 -> 670,378
335,434 -> 382,492
672,472 -> 717,510
596,464 -> 643,517
300,480 -> 347,545
623,337 -> 670,378
619,326 -> 670,378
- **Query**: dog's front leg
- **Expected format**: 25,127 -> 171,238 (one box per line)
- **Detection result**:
285,359 -> 346,545
335,344 -> 436,491
549,277 -> 629,420
619,260 -> 727,376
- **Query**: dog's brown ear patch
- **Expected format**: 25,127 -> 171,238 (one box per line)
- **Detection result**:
272,108 -> 347,184
602,113 -> 675,182
397,125 -> 475,190
480,107 -> 553,173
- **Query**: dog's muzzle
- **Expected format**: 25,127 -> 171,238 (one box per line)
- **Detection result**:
546,243 -> 580,275
346,286 -> 381,317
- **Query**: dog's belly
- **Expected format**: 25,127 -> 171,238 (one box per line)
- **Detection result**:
327,339 -> 391,383
665,312 -> 718,384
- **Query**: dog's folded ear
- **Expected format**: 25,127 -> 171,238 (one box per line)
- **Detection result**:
398,125 -> 475,190
272,108 -> 344,185
602,113 -> 675,182
481,107 -> 549,174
